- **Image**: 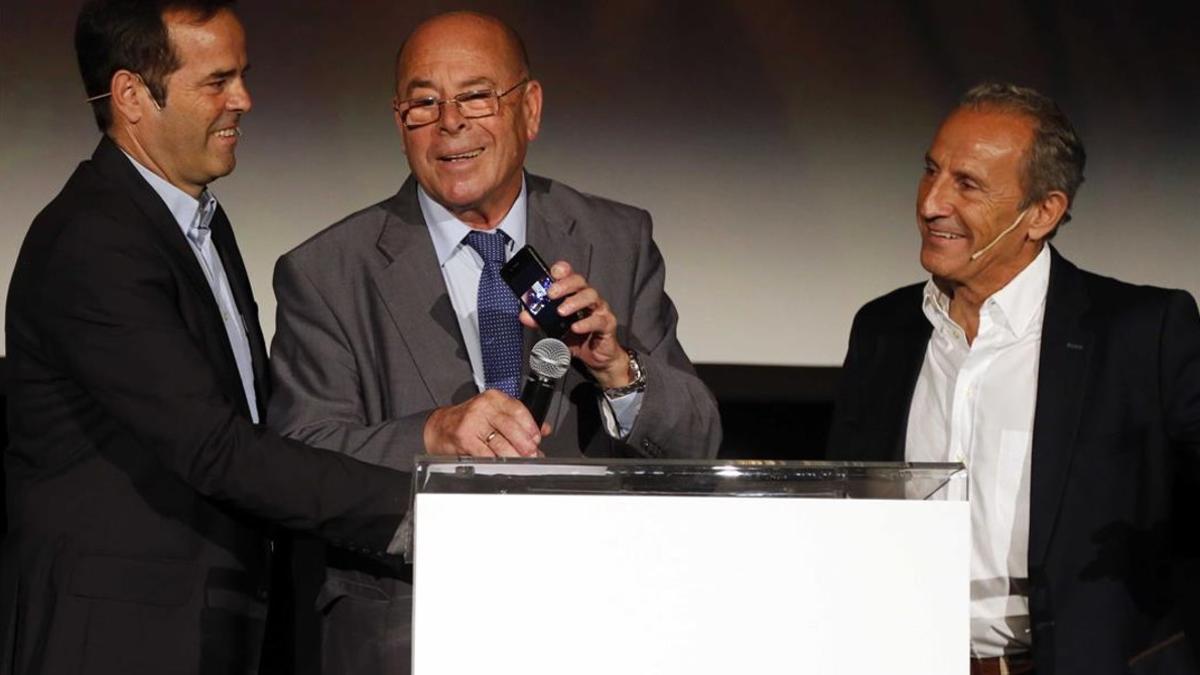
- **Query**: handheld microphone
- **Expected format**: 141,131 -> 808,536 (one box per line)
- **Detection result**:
969,209 -> 1028,261
520,338 -> 571,426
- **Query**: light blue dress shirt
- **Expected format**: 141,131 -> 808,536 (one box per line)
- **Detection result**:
416,181 -> 642,437
123,153 -> 260,424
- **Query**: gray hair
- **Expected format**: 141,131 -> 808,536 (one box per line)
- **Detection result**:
960,82 -> 1086,225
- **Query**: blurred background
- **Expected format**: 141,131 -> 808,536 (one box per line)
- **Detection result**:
2,0 -> 1198,456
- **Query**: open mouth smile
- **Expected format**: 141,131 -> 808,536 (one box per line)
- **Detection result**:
438,148 -> 484,162
928,229 -> 964,240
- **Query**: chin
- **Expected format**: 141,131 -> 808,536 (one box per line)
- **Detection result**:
209,159 -> 236,181
920,250 -> 958,279
438,185 -> 488,209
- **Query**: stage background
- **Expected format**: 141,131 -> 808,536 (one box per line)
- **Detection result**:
3,1 -> 1198,368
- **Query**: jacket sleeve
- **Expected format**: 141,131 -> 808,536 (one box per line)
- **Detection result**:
827,306 -> 869,461
619,210 -> 723,459
1162,290 -> 1200,460
36,211 -> 409,556
267,251 -> 429,471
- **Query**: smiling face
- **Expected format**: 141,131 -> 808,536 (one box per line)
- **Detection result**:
917,106 -> 1044,294
394,13 -> 542,226
132,8 -> 251,197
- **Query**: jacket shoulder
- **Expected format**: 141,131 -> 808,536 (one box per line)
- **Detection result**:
280,198 -> 394,262
528,174 -> 650,238
851,283 -> 926,332
1073,264 -> 1196,324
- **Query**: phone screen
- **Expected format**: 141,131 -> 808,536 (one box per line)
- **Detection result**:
500,245 -> 577,339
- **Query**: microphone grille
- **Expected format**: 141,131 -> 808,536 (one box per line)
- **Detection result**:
529,338 -> 571,379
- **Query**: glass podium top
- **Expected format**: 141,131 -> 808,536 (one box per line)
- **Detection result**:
414,457 -> 966,501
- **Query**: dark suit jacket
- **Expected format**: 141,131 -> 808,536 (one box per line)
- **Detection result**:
828,247 -> 1200,674
2,137 -> 410,675
266,173 -> 722,672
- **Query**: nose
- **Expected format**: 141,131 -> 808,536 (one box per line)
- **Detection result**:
918,172 -> 952,221
228,76 -> 252,114
437,99 -> 468,133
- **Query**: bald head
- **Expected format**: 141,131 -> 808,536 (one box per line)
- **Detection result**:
389,10 -> 543,227
395,12 -> 530,96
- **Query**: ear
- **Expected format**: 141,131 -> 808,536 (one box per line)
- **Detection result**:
520,79 -> 543,141
1026,190 -> 1069,242
110,69 -> 146,125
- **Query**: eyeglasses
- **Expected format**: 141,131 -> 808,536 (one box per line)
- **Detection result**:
394,78 -> 530,129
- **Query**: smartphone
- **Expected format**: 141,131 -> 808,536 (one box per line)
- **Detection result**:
500,245 -> 582,339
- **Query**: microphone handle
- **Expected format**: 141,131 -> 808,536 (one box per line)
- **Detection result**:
520,374 -> 556,426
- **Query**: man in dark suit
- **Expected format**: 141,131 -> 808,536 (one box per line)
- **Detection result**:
2,2 -> 414,673
828,82 -> 1200,674
267,11 -> 721,675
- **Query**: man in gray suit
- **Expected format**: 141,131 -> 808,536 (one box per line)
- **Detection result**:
267,11 -> 722,674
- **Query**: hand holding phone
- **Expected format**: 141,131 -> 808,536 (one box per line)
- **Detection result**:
500,246 -> 633,390
500,245 -> 583,339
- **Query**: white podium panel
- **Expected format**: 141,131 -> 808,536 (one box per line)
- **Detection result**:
413,467 -> 968,675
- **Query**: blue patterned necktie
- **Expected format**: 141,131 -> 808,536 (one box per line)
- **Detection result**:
465,230 -> 523,397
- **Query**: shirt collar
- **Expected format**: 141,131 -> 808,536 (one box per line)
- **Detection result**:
921,245 -> 1051,338
986,244 -> 1051,337
121,150 -> 217,238
417,175 -> 527,267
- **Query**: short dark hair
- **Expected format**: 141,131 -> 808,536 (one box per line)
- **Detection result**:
75,0 -> 236,132
959,82 -> 1087,225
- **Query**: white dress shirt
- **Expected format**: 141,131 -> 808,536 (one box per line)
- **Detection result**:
123,152 -> 259,423
416,182 -> 641,437
906,245 -> 1051,658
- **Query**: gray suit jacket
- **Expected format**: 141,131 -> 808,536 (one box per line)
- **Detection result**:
268,173 -> 721,467
266,175 -> 721,672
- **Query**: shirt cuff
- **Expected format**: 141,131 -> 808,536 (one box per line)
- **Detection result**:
597,390 -> 644,439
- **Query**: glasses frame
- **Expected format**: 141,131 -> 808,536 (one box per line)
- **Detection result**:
394,78 -> 531,130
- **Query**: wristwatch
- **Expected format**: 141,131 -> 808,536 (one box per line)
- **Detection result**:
603,349 -> 646,400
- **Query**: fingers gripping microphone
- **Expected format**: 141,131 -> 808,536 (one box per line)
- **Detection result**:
521,338 -> 571,426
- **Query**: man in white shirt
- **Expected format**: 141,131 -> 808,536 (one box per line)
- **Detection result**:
267,11 -> 721,675
829,83 -> 1200,674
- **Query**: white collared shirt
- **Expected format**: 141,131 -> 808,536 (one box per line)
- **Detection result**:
122,152 -> 259,424
416,182 -> 641,437
906,245 -> 1051,657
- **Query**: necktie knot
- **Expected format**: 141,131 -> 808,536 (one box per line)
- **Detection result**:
465,230 -> 509,265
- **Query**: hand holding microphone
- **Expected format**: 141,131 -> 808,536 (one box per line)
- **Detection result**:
422,339 -> 570,458
521,338 -> 571,427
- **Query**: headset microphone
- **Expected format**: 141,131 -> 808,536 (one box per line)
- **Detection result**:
969,209 -> 1029,261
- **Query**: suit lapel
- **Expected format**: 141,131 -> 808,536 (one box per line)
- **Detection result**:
92,138 -> 216,306
209,205 -> 270,417
1028,247 -> 1092,568
524,174 -> 593,360
372,178 -> 476,407
91,138 -> 251,415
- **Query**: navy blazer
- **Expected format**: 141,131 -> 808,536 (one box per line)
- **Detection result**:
829,247 -> 1200,674
2,137 -> 410,675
